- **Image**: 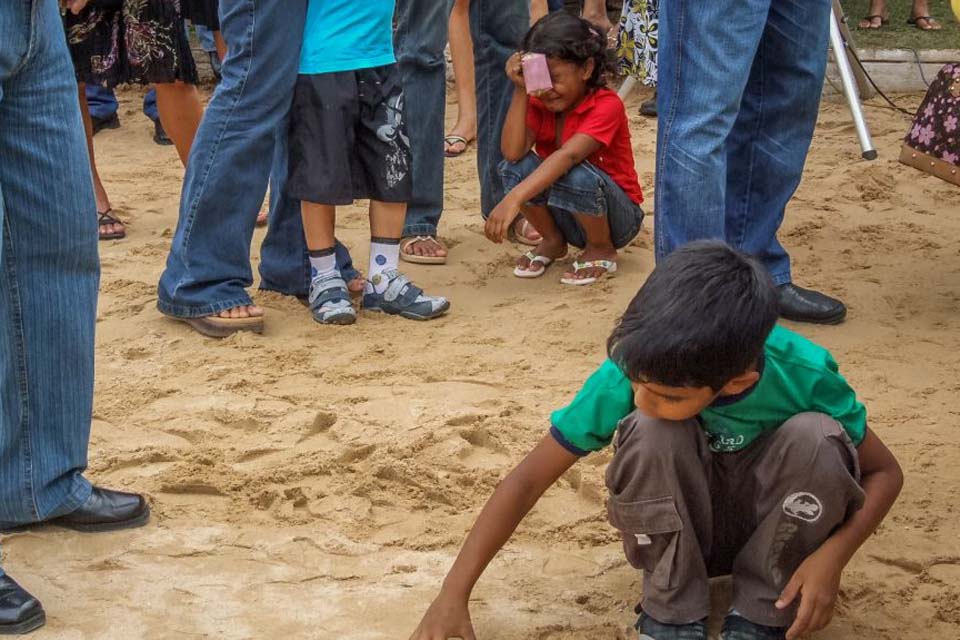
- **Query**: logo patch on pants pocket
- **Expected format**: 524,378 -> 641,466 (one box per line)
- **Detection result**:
782,492 -> 823,523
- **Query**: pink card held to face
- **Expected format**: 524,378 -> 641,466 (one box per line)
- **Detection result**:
522,53 -> 553,95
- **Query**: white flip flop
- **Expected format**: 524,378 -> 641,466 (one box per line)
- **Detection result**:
513,251 -> 554,278
560,259 -> 618,286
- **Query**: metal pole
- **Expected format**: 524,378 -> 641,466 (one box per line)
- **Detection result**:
829,7 -> 878,160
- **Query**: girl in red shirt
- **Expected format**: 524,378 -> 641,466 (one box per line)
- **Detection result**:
485,12 -> 645,285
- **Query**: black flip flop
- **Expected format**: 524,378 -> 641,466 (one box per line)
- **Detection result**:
907,15 -> 942,30
98,209 -> 126,241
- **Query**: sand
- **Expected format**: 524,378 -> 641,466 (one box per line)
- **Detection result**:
1,87 -> 959,640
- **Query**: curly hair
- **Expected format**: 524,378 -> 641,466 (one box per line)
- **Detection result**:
521,11 -> 614,89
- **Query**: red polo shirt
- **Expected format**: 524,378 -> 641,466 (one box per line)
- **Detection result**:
526,88 -> 643,204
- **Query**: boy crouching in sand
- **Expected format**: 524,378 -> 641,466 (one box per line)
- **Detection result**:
410,241 -> 902,640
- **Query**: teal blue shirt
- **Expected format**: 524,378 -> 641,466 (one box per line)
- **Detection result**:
300,0 -> 397,75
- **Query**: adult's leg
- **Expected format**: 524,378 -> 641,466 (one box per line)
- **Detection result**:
0,0 -> 98,529
471,0 -> 528,217
154,81 -> 204,166
84,85 -> 119,122
445,0 -> 477,156
77,82 -> 121,239
157,0 -> 309,320
653,0 -> 770,262
394,0 -> 451,259
723,0 -> 831,287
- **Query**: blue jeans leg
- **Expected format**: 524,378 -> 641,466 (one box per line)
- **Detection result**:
143,87 -> 159,122
0,0 -> 96,528
394,0 -> 451,238
472,0 -> 528,218
85,85 -> 118,120
723,0 -> 831,286
654,0 -> 769,262
157,0 -> 327,317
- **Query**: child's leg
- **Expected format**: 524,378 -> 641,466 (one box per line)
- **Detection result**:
726,413 -> 864,629
564,212 -> 618,282
606,413 -> 714,626
513,203 -> 567,276
301,202 -> 356,325
364,200 -> 449,320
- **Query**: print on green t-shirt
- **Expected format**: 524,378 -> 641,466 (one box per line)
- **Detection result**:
550,326 -> 867,455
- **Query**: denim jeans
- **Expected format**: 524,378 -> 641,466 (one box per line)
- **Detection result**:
654,0 -> 831,285
157,0 -> 356,318
472,0 -> 528,218
394,0 -> 452,238
84,85 -> 159,122
0,0 -> 97,537
499,153 -> 644,249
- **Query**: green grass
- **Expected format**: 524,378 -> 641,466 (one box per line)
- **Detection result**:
842,0 -> 960,50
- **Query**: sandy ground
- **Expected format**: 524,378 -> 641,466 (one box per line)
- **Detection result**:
1,86 -> 959,640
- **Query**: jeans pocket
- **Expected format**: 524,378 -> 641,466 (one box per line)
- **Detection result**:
608,495 -> 683,591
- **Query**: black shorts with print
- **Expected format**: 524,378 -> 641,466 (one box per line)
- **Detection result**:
287,64 -> 412,205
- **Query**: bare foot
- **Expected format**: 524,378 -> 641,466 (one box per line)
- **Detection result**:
562,246 -> 618,283
513,216 -> 542,245
256,210 -> 268,227
858,0 -> 887,28
216,305 -> 264,320
402,236 -> 448,260
347,275 -> 364,295
515,235 -> 567,276
444,121 -> 476,156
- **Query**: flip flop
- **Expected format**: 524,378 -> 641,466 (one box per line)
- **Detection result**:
510,217 -> 542,246
175,314 -> 265,338
255,210 -> 268,227
907,15 -> 942,30
400,235 -> 448,265
513,251 -> 555,278
560,259 -> 618,286
444,135 -> 471,158
98,210 -> 126,241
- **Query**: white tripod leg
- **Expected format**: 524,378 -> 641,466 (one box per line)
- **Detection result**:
829,7 -> 878,160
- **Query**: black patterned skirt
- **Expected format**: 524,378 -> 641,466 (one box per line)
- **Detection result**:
182,0 -> 220,31
64,0 -> 199,88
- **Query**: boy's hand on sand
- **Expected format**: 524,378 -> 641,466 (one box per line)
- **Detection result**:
485,198 -> 521,244
409,595 -> 476,640
776,546 -> 843,639
506,52 -> 526,91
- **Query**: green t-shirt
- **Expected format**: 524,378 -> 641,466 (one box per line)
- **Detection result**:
550,325 -> 867,455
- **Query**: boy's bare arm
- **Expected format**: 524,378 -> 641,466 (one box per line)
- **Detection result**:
410,435 -> 580,640
777,427 -> 903,639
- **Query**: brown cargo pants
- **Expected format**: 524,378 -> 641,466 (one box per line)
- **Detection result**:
605,412 -> 866,627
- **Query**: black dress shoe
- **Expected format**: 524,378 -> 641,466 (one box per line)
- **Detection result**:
47,487 -> 150,533
0,575 -> 45,636
152,120 -> 173,146
91,112 -> 120,136
777,283 -> 847,325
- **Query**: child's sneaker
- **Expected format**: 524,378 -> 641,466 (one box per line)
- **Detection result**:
635,613 -> 706,640
720,614 -> 786,639
362,269 -> 450,320
308,271 -> 357,325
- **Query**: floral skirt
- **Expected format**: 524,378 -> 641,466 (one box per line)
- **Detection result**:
615,0 -> 659,87
64,0 -> 199,88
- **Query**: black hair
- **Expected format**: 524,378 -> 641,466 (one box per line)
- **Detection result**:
607,240 -> 779,391
521,11 -> 613,89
